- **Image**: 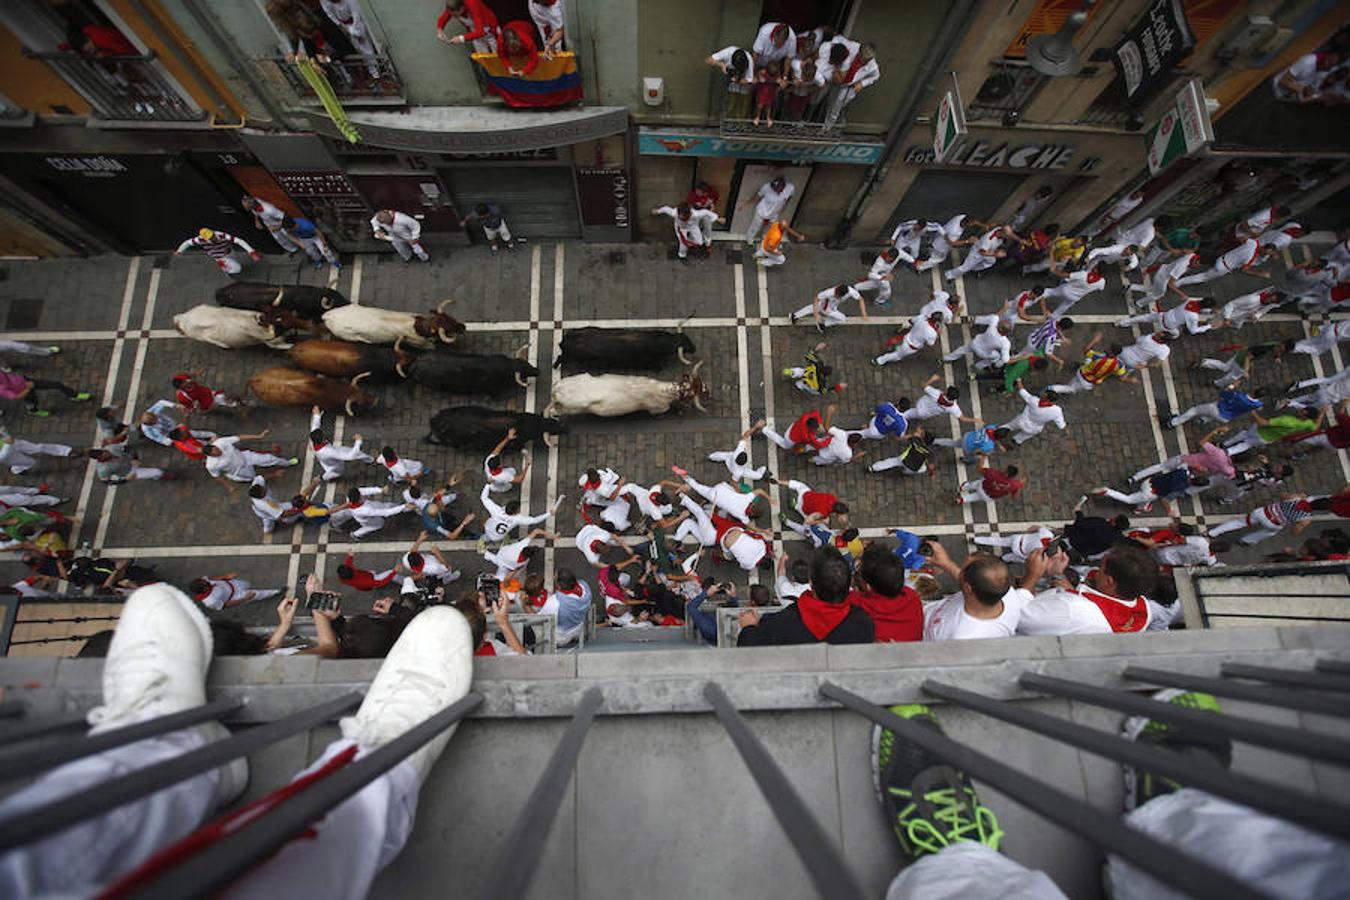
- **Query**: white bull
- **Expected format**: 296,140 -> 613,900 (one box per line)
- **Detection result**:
547,367 -> 708,418
174,304 -> 293,350
321,298 -> 461,350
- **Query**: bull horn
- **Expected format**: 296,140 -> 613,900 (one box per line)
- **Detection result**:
677,346 -> 692,366
345,398 -> 356,416
543,401 -> 557,418
271,286 -> 285,307
351,371 -> 371,387
514,372 -> 529,388
543,430 -> 559,448
437,326 -> 453,344
436,296 -> 456,312
514,342 -> 530,359
394,335 -> 406,353
693,395 -> 707,413
691,360 -> 704,377
396,360 -> 409,378
676,314 -> 692,333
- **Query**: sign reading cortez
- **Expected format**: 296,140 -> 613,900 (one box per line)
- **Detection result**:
637,129 -> 883,165
1146,79 -> 1214,175
933,91 -> 967,163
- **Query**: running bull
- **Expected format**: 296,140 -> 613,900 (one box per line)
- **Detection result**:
247,366 -> 376,416
546,364 -> 709,418
556,327 -> 696,372
175,304 -> 311,350
321,298 -> 465,349
216,281 -> 349,320
397,343 -> 539,393
426,405 -> 565,450
287,339 -> 408,379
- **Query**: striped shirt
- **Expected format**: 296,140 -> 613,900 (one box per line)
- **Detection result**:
1078,350 -> 1127,385
177,232 -> 254,259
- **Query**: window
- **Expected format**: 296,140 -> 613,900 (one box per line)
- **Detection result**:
967,60 -> 1047,122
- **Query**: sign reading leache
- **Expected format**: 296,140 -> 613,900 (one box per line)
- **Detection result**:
905,140 -> 1077,170
638,130 -> 883,165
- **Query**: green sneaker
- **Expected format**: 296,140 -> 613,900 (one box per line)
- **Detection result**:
71,392 -> 92,402
1120,689 -> 1232,811
780,367 -> 793,378
871,704 -> 1003,864
28,409 -> 51,418
46,346 -> 61,354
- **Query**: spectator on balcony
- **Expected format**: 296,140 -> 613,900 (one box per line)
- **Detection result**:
241,195 -> 299,254
736,550 -> 873,646
175,228 -> 260,277
320,0 -> 381,79
706,45 -> 754,120
497,21 -> 540,77
686,181 -> 721,244
851,543 -> 922,642
282,216 -> 340,270
268,0 -> 331,62
528,0 -> 567,58
785,57 -> 825,121
752,22 -> 796,66
823,42 -> 879,127
370,209 -> 429,262
752,59 -> 787,127
436,0 -> 499,53
460,203 -> 517,253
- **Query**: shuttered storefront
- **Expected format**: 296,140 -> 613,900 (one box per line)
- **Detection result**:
441,165 -> 580,241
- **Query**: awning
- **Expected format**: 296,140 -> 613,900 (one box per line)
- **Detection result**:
297,105 -> 628,153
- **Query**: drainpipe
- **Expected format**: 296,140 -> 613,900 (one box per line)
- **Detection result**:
180,0 -> 294,129
826,0 -> 980,249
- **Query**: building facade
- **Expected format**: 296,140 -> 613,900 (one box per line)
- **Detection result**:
0,0 -> 1345,256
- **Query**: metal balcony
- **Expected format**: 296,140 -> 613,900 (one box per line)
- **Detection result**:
265,54 -> 405,107
23,49 -> 205,123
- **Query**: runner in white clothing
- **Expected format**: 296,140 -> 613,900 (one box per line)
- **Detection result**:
915,213 -> 980,272
0,485 -> 64,508
1085,242 -> 1139,271
1257,223 -> 1303,254
483,529 -> 550,580
309,407 -> 372,481
738,176 -> 795,245
886,218 -> 930,265
919,289 -> 962,325
1042,266 -> 1107,318
944,226 -> 1011,281
1116,298 -> 1214,336
1213,289 -> 1286,330
973,526 -> 1053,563
1127,252 -> 1197,308
907,377 -> 979,425
1294,320 -> 1350,356
241,195 -> 298,253
190,575 -> 281,611
999,383 -> 1066,445
1113,216 -> 1156,251
811,426 -> 863,466
857,247 -> 902,305
376,447 -> 427,484
483,428 -> 529,493
671,467 -> 768,524
874,312 -> 942,366
480,484 -> 561,544
0,339 -> 61,357
203,433 -> 296,484
175,228 -> 259,276
247,475 -> 290,535
370,209 -> 429,262
996,287 -> 1046,328
330,486 -> 416,539
790,283 -> 868,330
0,432 -> 72,475
575,522 -> 634,567
1118,331 -> 1172,370
707,420 -> 767,484
1233,204 -> 1288,241
943,314 -> 1012,370
652,204 -> 721,260
1177,239 -> 1268,286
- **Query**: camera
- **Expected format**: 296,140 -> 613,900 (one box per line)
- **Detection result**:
477,572 -> 501,606
1045,536 -> 1070,556
305,590 -> 340,612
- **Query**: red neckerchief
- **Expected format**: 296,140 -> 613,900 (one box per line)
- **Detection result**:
1038,398 -> 1056,408
489,466 -> 502,475
795,590 -> 851,640
1184,300 -> 1202,312
1087,271 -> 1103,283
937,394 -> 953,407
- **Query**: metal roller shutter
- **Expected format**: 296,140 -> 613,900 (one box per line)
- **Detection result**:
442,166 -> 580,240
886,170 -> 1027,234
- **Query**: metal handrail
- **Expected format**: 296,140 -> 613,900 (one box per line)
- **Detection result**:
1220,662 -> 1350,694
0,711 -> 87,747
705,683 -> 867,900
1124,665 -> 1350,717
478,688 -> 602,900
819,681 -> 1265,900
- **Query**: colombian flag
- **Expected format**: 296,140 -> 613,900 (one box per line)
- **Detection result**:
472,51 -> 583,108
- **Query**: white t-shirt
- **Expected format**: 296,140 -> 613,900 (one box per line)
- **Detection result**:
902,317 -> 940,352
1018,586 -> 1152,635
816,285 -> 861,313
918,291 -> 956,324
752,22 -> 796,63
812,427 -> 854,466
775,574 -> 807,604
1153,536 -> 1217,568
1218,239 -> 1260,272
934,214 -> 966,248
529,0 -> 565,43
754,181 -> 795,220
922,588 -> 1029,640
710,46 -> 754,85
911,385 -> 963,421
1119,334 -> 1170,369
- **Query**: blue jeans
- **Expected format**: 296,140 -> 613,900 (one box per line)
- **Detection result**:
686,591 -> 718,645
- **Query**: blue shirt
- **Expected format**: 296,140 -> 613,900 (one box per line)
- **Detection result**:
289,217 -> 319,239
555,582 -> 592,633
962,428 -> 997,456
805,523 -> 834,548
892,529 -> 926,571
873,402 -> 908,437
1216,390 -> 1262,421
1151,468 -> 1191,499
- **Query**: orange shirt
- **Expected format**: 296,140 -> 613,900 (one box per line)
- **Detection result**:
762,221 -> 785,254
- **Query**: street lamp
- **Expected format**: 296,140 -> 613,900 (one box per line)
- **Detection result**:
1026,0 -> 1094,77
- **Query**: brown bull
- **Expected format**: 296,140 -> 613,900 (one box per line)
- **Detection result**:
246,366 -> 377,416
286,339 -> 412,379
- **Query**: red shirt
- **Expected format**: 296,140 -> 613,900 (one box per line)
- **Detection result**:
787,410 -> 830,449
172,435 -> 207,460
338,554 -> 396,591
174,376 -> 215,412
801,491 -> 837,518
849,588 -> 923,642
436,0 -> 499,42
1332,494 -> 1350,519
981,468 -> 1024,499
474,643 -> 496,657
688,186 -> 719,211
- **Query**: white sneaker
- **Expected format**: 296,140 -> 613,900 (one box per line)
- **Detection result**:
87,583 -> 248,805
339,606 -> 473,784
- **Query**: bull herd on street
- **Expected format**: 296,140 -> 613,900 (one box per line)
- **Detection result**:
174,282 -> 711,451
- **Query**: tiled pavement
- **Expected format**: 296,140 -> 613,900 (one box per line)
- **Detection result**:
1,237 -> 1346,640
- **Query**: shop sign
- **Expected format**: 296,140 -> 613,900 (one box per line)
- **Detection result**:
274,171 -> 362,198
1113,0 -> 1195,103
638,130 -> 882,165
576,167 -> 631,229
43,155 -> 129,178
904,140 -> 1076,170
1146,78 -> 1214,175
933,91 -> 967,163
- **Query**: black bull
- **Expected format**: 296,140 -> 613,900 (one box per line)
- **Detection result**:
556,328 -> 696,372
216,282 -> 349,320
398,352 -> 539,394
426,406 -> 565,451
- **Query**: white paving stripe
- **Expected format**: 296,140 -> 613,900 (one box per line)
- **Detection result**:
935,266 -> 975,531
732,260 -> 760,585
93,266 -> 161,552
948,268 -> 996,527
519,243 -> 543,522
542,244 -> 563,591
755,262 -> 784,559
68,257 -> 141,552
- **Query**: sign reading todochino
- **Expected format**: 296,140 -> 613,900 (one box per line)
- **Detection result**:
638,130 -> 884,165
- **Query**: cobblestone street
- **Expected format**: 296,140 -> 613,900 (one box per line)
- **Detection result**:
3,238 -> 1346,632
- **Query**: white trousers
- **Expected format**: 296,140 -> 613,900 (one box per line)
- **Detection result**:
1168,401 -> 1222,427
0,340 -> 55,357
886,789 -> 1350,900
944,253 -> 996,281
0,733 -> 416,900
673,494 -> 716,546
1098,485 -> 1157,507
760,425 -> 796,451
214,254 -> 243,276
754,246 -> 786,267
959,479 -> 995,504
856,277 -> 892,302
1209,506 -> 1285,544
875,342 -> 923,367
791,303 -> 846,326
2,440 -> 72,474
870,456 -> 926,475
266,227 -> 299,253
1048,372 -> 1095,395
1294,329 -> 1347,356
388,237 -> 429,262
1198,357 -> 1243,389
295,234 -> 339,266
1177,261 -> 1236,286
0,487 -> 62,507
915,239 -> 951,272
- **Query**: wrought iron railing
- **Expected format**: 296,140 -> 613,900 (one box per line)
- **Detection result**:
22,49 -> 205,122
719,117 -> 845,141
265,54 -> 404,104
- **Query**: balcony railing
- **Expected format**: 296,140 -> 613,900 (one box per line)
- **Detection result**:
719,117 -> 844,141
23,49 -> 205,123
266,54 -> 405,106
